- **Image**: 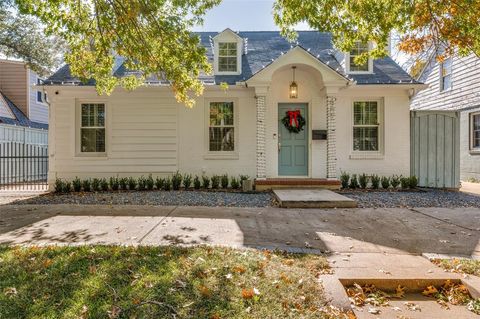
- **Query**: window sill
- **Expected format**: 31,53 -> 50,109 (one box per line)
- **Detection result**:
75,152 -> 108,159
469,149 -> 480,155
349,153 -> 384,160
203,152 -> 239,160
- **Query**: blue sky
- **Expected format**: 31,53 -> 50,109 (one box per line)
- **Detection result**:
193,0 -> 310,31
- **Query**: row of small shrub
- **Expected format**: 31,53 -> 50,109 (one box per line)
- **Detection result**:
340,172 -> 418,190
54,173 -> 250,193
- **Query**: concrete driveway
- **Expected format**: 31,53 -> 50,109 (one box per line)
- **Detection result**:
1,204 -> 480,256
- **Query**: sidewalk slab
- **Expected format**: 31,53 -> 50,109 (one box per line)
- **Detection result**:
273,189 -> 357,208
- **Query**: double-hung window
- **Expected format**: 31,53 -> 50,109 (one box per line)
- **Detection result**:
471,112 -> 480,151
80,103 -> 106,153
353,101 -> 380,152
440,57 -> 452,91
209,102 -> 235,152
37,91 -> 43,103
218,43 -> 237,72
349,42 -> 370,72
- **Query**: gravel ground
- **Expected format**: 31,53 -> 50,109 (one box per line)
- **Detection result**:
7,190 -> 274,207
341,189 -> 480,208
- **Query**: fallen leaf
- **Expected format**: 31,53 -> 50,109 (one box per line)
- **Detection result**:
422,285 -> 438,296
404,302 -> 421,311
199,285 -> 211,297
242,288 -> 254,299
4,287 -> 17,296
394,285 -> 406,298
233,265 -> 246,274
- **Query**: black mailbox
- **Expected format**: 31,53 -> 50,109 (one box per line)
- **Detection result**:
312,130 -> 327,140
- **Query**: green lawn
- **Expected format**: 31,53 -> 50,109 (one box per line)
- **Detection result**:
433,258 -> 480,276
0,246 -> 338,319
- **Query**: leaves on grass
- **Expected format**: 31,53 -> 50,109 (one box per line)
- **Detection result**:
233,265 -> 246,274
4,287 -> 17,296
241,288 -> 254,299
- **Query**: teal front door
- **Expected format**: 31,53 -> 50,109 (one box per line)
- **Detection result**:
278,103 -> 308,176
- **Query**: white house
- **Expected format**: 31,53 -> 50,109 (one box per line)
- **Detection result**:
42,29 -> 424,189
411,54 -> 480,182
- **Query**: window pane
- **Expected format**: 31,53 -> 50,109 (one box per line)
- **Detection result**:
219,57 -> 237,72
209,127 -> 235,151
219,43 -> 237,56
81,128 -> 105,152
474,115 -> 480,130
350,57 -> 369,71
353,127 -> 379,151
442,75 -> 452,90
354,102 -> 378,125
81,104 -> 105,127
210,102 -> 234,126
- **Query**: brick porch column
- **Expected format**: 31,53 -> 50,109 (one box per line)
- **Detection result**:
326,95 -> 337,179
255,90 -> 267,180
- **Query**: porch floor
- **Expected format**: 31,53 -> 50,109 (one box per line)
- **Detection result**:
255,178 -> 341,191
273,189 -> 357,208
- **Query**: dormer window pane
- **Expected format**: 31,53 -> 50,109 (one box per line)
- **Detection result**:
218,42 -> 237,72
349,42 -> 369,72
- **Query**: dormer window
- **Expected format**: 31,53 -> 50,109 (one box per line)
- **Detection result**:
347,41 -> 372,73
218,42 -> 238,72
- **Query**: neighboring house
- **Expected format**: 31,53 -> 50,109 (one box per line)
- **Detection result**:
411,54 -> 480,181
42,29 -> 424,188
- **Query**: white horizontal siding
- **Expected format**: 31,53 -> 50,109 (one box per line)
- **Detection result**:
28,70 -> 49,124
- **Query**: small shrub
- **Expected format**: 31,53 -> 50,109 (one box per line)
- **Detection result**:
82,179 -> 91,192
409,176 -> 418,189
64,181 -> 72,193
193,176 -> 201,190
163,177 -> 172,191
72,177 -> 82,192
172,171 -> 183,190
400,177 -> 410,189
145,174 -> 154,190
202,175 -> 210,189
381,176 -> 390,189
239,175 -> 249,182
119,177 -> 128,190
137,176 -> 147,191
371,175 -> 380,189
231,177 -> 240,189
221,174 -> 229,189
100,178 -> 109,191
55,179 -> 65,193
183,174 -> 192,190
155,177 -> 165,190
110,177 -> 119,191
340,171 -> 350,189
349,174 -> 359,189
127,177 -> 137,190
92,178 -> 101,192
211,175 -> 220,189
359,173 -> 368,189
391,175 -> 401,189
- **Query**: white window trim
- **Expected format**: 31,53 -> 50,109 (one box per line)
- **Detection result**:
440,57 -> 453,92
349,98 -> 384,159
345,42 -> 374,74
75,100 -> 108,157
203,98 -> 239,160
470,112 -> 480,153
213,41 -> 242,76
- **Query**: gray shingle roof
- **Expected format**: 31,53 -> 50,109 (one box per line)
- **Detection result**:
46,31 -> 419,86
0,92 -> 48,130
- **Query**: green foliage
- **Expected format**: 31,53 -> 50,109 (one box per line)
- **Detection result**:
163,177 -> 172,191
146,174 -> 154,191
211,175 -> 220,189
400,177 -> 410,189
100,178 -> 109,191
119,177 -> 128,191
109,177 -> 119,191
72,177 -> 82,192
54,179 -> 65,193
137,176 -> 147,191
15,0 -> 221,107
221,174 -> 229,189
82,179 -> 91,192
230,177 -> 240,190
340,171 -> 350,189
155,177 -> 165,191
92,178 -> 101,192
239,175 -> 249,182
409,176 -> 418,188
391,175 -> 401,189
359,173 -> 368,189
183,174 -> 192,190
371,175 -> 380,189
172,171 -> 183,191
381,176 -> 390,189
201,175 -> 210,189
193,176 -> 201,190
127,177 -> 137,191
349,174 -> 359,189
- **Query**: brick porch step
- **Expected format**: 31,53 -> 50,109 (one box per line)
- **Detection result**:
255,178 -> 341,191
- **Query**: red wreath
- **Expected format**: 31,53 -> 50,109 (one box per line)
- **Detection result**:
281,110 -> 306,133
